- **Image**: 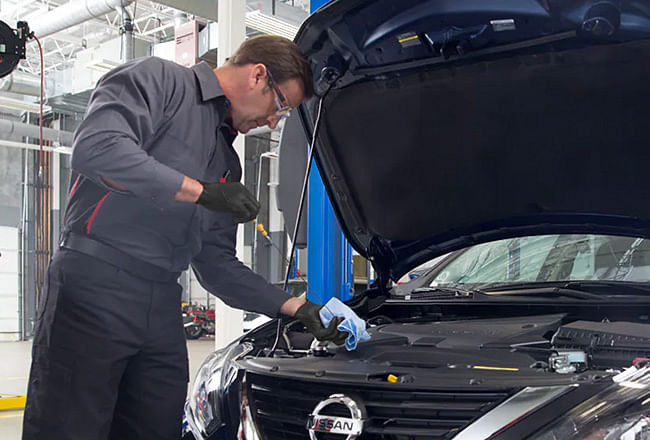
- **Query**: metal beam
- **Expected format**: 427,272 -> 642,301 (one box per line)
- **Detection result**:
142,21 -> 174,36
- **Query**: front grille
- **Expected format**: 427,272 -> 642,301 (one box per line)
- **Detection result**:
247,372 -> 515,440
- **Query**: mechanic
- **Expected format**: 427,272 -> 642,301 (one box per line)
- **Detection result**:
22,35 -> 346,440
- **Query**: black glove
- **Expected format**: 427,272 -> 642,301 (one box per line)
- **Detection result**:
197,181 -> 260,223
295,301 -> 348,346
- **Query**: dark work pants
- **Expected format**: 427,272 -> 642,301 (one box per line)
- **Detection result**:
22,249 -> 189,440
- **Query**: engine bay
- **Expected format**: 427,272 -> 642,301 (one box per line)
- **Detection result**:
240,303 -> 650,380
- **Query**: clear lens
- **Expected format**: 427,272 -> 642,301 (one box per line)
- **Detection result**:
530,364 -> 650,440
583,416 -> 650,440
185,342 -> 252,439
273,95 -> 292,119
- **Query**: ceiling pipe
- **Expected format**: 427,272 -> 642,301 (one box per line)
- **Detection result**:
0,119 -> 74,145
115,5 -> 135,62
0,72 -> 41,97
30,0 -> 134,39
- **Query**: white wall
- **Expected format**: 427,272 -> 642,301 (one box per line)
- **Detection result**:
152,40 -> 176,62
71,37 -> 150,94
0,226 -> 19,341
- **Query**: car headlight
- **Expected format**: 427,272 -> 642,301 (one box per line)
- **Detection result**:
184,342 -> 252,440
530,363 -> 650,440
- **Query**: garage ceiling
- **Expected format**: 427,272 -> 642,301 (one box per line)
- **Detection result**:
0,0 -> 308,75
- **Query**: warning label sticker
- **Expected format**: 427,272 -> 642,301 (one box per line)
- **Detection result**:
397,32 -> 421,48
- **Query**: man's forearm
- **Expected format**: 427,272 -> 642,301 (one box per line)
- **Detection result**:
280,297 -> 307,317
99,174 -> 202,203
175,176 -> 203,203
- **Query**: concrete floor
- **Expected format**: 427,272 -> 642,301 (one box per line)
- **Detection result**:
0,338 -> 217,439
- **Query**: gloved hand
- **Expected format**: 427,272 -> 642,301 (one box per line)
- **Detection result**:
196,181 -> 260,223
319,298 -> 371,351
295,301 -> 348,345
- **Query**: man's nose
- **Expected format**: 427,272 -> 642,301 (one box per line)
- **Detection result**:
267,117 -> 279,129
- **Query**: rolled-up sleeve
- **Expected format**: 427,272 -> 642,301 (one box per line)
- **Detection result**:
191,219 -> 291,317
71,57 -> 185,202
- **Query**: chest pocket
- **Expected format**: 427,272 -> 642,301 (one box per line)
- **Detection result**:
201,126 -> 242,182
161,133 -> 216,179
145,96 -> 220,180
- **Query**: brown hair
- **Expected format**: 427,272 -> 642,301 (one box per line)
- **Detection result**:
229,35 -> 314,98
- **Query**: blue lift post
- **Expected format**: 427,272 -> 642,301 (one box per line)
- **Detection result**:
306,0 -> 354,305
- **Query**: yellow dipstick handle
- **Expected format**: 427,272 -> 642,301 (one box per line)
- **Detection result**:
256,223 -> 269,237
387,374 -> 398,383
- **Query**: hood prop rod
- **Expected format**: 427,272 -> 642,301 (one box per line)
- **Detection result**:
269,78 -> 335,356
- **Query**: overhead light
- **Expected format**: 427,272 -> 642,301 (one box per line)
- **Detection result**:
0,95 -> 50,113
245,10 -> 299,40
85,58 -> 121,73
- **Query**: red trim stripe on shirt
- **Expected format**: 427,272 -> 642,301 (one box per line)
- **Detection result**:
86,192 -> 111,235
69,174 -> 81,197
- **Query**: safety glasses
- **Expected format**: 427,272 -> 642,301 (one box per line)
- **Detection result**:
266,68 -> 293,119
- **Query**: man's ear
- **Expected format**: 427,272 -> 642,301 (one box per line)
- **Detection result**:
249,63 -> 269,90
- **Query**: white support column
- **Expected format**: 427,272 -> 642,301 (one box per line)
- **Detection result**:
268,140 -> 283,236
51,119 -> 62,250
268,139 -> 285,282
214,0 -> 246,350
52,151 -> 61,247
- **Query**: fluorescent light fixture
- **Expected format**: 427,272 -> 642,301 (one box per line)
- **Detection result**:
85,58 -> 121,73
245,10 -> 299,40
0,139 -> 72,154
0,96 -> 51,113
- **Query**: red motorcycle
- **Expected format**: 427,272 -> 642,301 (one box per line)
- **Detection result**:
182,304 -> 215,340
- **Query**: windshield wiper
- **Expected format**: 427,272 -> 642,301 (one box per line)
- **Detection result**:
482,285 -> 603,300
562,281 -> 650,295
405,285 -> 480,300
482,281 -> 650,298
401,281 -> 650,301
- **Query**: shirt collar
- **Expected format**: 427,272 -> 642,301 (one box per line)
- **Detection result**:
191,61 -> 227,102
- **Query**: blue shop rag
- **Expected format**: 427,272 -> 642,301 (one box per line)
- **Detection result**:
319,298 -> 371,351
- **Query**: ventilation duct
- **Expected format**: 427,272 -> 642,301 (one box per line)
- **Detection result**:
30,0 -> 134,39
0,72 -> 41,97
0,119 -> 74,145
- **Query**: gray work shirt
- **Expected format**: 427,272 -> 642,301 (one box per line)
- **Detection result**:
67,56 -> 289,317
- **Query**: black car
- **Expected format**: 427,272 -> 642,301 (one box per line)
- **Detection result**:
183,1 -> 650,439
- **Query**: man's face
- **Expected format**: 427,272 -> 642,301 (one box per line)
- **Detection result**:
229,65 -> 305,134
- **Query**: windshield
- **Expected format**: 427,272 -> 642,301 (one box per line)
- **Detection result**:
430,235 -> 650,286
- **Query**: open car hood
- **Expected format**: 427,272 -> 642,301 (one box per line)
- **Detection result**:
294,0 -> 650,282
